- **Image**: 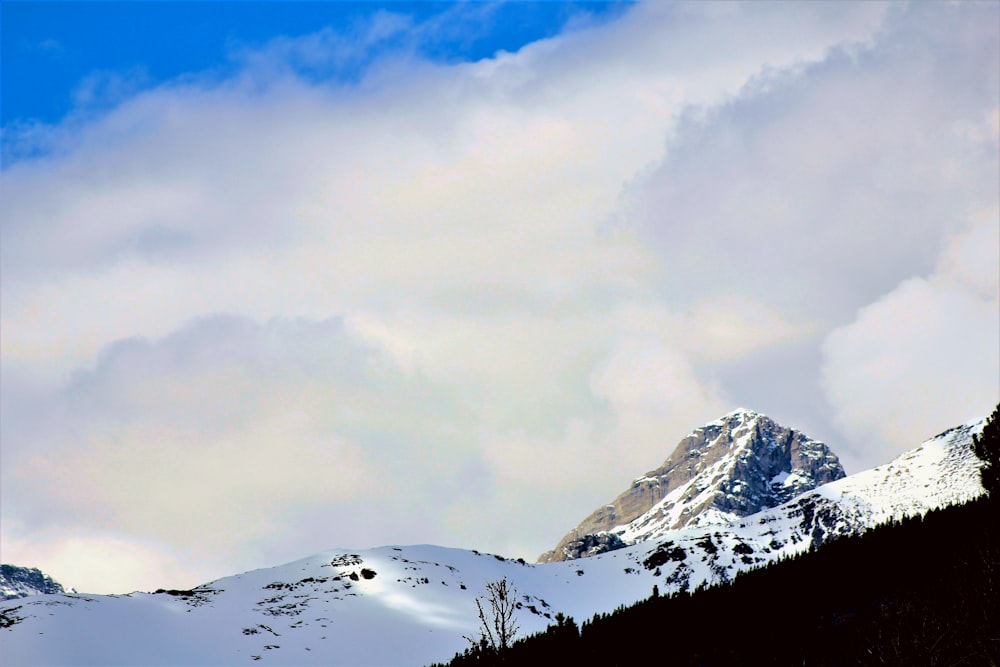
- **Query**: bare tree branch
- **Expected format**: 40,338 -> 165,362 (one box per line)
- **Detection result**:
464,576 -> 520,654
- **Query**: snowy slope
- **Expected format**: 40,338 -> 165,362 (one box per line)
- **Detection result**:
0,546 -> 658,666
0,418 -> 986,667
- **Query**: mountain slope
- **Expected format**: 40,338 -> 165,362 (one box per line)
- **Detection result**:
628,417 -> 987,592
0,416 -> 986,667
0,565 -> 67,600
539,408 -> 845,562
1,545 -> 654,666
444,496 -> 999,666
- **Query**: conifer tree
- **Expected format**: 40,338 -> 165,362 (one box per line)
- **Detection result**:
972,403 -> 999,498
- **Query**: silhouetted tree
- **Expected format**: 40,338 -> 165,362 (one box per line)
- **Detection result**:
464,577 -> 520,655
436,497 -> 999,666
973,403 -> 999,498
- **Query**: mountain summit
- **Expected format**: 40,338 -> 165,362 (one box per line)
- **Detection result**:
1,565 -> 67,600
539,408 -> 845,562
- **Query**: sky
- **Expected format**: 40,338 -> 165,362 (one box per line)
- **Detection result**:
1,1 -> 997,596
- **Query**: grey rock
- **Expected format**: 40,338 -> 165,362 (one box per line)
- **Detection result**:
539,408 -> 845,563
1,565 -> 67,600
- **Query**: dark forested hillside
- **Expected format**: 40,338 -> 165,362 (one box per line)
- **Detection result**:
434,496 -> 999,666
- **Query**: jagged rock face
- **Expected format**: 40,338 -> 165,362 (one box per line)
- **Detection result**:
539,408 -> 845,562
1,565 -> 66,600
553,533 -> 627,561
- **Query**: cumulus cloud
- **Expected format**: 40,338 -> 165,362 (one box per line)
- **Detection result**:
0,527 -> 199,595
822,215 -> 1000,469
1,2 -> 996,592
626,2 -> 997,319
623,1 -> 998,462
2,316 -> 484,588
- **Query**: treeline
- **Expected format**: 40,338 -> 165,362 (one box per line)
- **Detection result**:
432,495 -> 999,666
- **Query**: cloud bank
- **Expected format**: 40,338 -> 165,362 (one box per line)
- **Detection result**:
2,2 -> 996,593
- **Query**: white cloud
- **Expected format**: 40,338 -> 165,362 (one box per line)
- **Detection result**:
625,2 -> 998,322
1,1 -> 997,592
1,316 -> 492,586
230,10 -> 415,78
936,205 -> 1000,299
821,216 -> 1000,469
821,277 -> 999,467
3,318 -> 384,537
0,528 -> 203,596
620,1 -> 998,467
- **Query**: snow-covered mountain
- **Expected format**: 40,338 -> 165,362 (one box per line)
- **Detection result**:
626,417 -> 987,591
0,565 -> 67,600
539,408 -> 845,562
0,414 -> 986,666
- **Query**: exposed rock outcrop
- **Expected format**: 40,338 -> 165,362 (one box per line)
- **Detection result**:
539,408 -> 845,562
1,565 -> 67,600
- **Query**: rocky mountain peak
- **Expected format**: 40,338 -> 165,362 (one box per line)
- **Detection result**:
1,565 -> 67,600
538,409 -> 845,562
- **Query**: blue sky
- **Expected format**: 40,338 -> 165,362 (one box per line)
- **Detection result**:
1,1 -> 997,595
2,2 -> 627,132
